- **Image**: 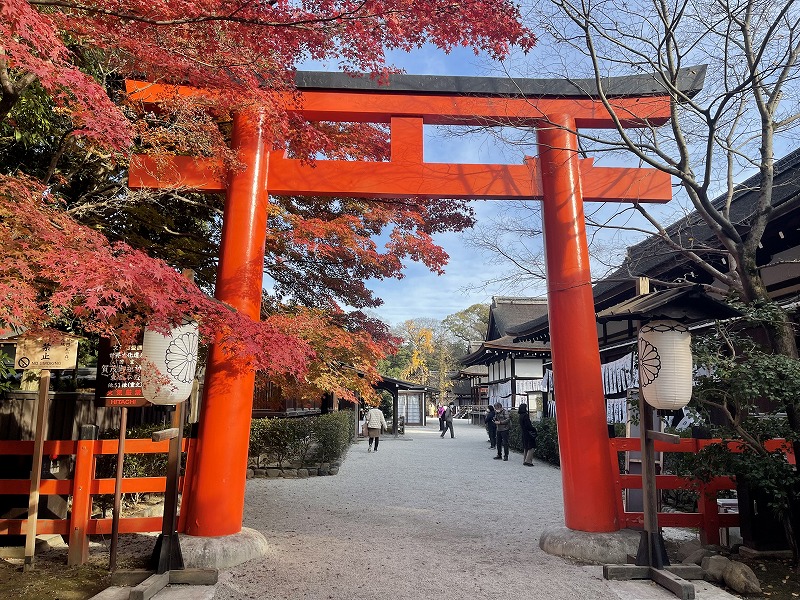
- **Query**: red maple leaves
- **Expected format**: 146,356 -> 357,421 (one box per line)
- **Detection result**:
3,0 -> 535,388
1,174 -> 313,377
5,0 -> 534,152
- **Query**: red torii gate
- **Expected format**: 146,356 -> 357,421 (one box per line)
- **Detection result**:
127,67 -> 706,538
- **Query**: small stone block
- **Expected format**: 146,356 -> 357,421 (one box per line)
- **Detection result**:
129,572 -> 169,600
603,564 -> 651,580
676,540 -> 703,562
702,554 -> 730,582
110,569 -> 153,586
723,560 -> 762,595
169,568 -> 219,585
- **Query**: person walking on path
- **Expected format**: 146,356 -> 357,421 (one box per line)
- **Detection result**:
493,402 -> 510,461
518,403 -> 537,466
437,404 -> 446,431
365,406 -> 387,452
485,404 -> 497,448
440,402 -> 455,438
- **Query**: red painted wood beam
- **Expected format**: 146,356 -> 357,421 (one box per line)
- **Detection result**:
0,519 -> 70,536
538,114 -> 620,533
620,512 -> 739,529
129,154 -> 672,203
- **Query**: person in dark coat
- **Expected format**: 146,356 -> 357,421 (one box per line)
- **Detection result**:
493,403 -> 511,461
437,404 -> 446,431
518,403 -> 537,466
440,402 -> 455,438
485,404 -> 497,448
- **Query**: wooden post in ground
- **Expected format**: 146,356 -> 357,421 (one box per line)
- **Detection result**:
109,406 -> 128,571
23,369 -> 51,571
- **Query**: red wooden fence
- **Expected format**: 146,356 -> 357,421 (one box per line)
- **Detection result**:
0,437 -> 187,564
1,435 -> 792,563
609,437 -> 793,545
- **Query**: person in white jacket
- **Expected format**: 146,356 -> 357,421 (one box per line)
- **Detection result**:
364,406 -> 388,453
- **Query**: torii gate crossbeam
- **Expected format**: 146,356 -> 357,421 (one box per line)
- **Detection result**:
127,67 -> 706,538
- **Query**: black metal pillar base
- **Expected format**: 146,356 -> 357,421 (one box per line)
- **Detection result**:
149,532 -> 184,574
635,529 -> 670,569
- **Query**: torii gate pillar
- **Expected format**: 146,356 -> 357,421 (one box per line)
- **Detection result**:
537,115 -> 618,531
182,110 -> 271,536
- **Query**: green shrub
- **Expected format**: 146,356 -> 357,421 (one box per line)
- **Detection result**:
311,412 -> 353,464
261,417 -> 297,469
248,411 -> 354,469
509,410 -> 522,452
289,417 -> 315,467
532,417 -> 560,466
248,418 -> 271,467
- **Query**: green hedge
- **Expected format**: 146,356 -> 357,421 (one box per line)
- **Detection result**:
249,411 -> 354,468
532,417 -> 560,466
97,411 -> 354,502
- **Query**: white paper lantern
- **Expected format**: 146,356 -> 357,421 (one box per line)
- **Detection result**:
637,320 -> 693,410
140,319 -> 199,405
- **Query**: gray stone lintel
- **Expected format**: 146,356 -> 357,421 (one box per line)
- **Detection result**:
295,66 -> 706,99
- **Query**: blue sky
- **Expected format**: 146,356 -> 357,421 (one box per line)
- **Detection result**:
311,15 -> 800,328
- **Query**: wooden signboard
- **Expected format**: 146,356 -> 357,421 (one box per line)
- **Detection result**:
14,334 -> 78,370
95,338 -> 148,407
14,331 -> 79,569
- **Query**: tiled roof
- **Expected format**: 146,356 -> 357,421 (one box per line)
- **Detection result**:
594,285 -> 742,323
593,146 -> 800,303
487,297 -> 548,340
461,335 -> 550,366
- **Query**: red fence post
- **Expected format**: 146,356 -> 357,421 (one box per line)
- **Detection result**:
608,439 -> 627,528
67,425 -> 98,566
698,480 -> 721,546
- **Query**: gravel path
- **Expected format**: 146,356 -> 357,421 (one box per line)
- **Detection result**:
213,418 -> 625,600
